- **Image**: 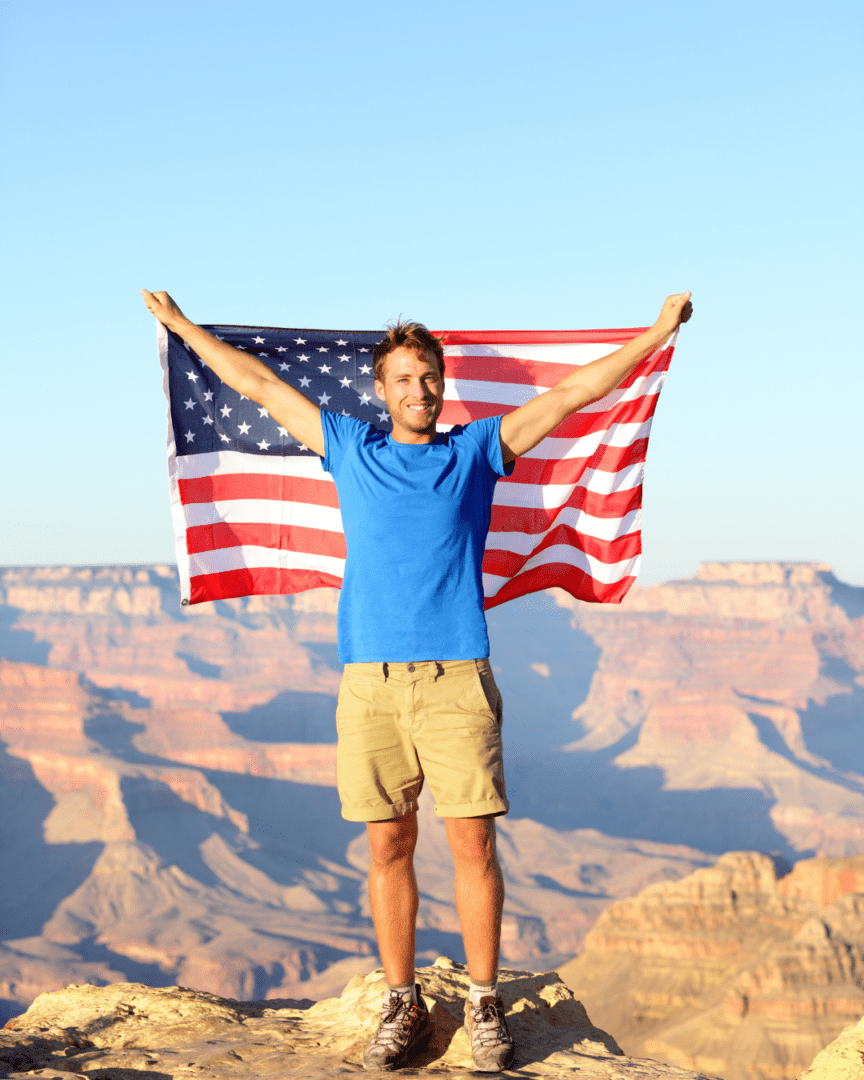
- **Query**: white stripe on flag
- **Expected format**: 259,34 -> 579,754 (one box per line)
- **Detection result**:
443,342 -> 621,364
178,451 -> 334,481
487,508 -> 642,551
189,546 -> 346,578
184,500 -> 344,531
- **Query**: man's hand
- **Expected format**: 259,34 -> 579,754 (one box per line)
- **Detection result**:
141,289 -> 190,334
652,292 -> 693,342
499,290 -> 693,461
140,287 -> 326,457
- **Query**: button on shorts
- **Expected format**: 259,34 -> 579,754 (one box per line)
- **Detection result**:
335,658 -> 509,821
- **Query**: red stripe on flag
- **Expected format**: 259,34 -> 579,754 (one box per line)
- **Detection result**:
484,527 -> 640,577
186,522 -> 347,558
548,395 -> 659,439
441,328 -> 648,346
439,400 -> 510,425
446,355 -> 591,388
508,440 -> 648,485
190,567 -> 342,604
489,486 -> 642,531
445,344 -> 671,389
441,389 -> 659,436
484,562 -> 635,608
180,473 -> 341,508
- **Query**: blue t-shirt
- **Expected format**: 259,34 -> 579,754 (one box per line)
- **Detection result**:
321,412 -> 513,663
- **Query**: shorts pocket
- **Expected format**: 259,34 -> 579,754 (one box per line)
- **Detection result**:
474,663 -> 503,726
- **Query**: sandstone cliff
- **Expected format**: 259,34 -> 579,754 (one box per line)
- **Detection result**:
551,562 -> 864,858
559,851 -> 864,1079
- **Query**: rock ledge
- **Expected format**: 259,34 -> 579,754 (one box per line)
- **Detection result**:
0,960 -> 721,1078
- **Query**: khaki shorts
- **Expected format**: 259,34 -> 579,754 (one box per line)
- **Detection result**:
335,658 -> 508,822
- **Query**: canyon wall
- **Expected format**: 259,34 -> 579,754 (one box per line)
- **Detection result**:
2,560 -> 863,1076
559,851 -> 864,1079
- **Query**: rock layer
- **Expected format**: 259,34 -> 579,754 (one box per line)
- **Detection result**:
559,852 -> 864,1079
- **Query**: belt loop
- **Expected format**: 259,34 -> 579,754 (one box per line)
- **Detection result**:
435,661 -> 444,681
382,662 -> 389,681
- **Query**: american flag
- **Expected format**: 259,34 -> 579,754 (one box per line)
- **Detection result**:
159,323 -> 675,608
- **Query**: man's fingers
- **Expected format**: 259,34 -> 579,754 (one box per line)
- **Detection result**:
680,300 -> 693,324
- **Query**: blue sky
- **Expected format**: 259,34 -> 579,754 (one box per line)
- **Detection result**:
3,0 -> 862,585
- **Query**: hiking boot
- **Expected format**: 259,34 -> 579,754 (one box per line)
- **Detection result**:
362,986 -> 430,1071
464,995 -> 515,1073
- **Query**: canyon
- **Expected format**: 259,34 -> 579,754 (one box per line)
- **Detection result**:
1,560 -> 863,1076
560,851 -> 864,1079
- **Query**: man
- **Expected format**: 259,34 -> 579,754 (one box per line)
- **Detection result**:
142,289 -> 692,1072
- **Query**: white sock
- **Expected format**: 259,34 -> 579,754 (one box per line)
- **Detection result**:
468,979 -> 497,1006
387,981 -> 418,1004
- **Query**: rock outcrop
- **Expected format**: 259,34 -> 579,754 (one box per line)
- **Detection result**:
0,961 -> 722,1078
559,852 -> 864,1079
800,1012 -> 864,1078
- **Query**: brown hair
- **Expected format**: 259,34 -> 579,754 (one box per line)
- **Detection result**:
372,320 -> 445,383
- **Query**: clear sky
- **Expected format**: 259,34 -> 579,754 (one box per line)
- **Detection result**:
3,0 -> 862,586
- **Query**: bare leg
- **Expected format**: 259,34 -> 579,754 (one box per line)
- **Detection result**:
366,812 -> 419,986
445,815 -> 504,983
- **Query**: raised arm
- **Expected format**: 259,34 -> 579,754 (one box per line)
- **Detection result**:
141,290 -> 326,457
498,292 -> 692,462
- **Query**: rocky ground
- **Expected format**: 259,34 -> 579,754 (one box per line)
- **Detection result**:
0,961 -> 721,1079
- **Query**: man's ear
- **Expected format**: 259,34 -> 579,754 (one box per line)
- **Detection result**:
374,381 -> 385,401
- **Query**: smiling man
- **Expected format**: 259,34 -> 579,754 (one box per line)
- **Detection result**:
142,290 -> 692,1072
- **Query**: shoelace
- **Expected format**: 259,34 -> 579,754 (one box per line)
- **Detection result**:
375,997 -> 421,1046
471,1000 -> 509,1046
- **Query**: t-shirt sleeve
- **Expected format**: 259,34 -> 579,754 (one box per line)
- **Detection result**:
321,411 -> 369,476
463,415 -> 516,478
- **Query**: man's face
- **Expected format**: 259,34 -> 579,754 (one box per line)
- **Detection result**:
374,346 -> 444,443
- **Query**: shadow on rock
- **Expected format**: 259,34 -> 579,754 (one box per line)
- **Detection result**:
506,739 -> 797,857
0,741 -> 103,939
221,690 -> 337,744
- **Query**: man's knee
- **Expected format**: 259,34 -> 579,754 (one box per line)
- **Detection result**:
367,813 -> 418,869
445,815 -> 499,866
